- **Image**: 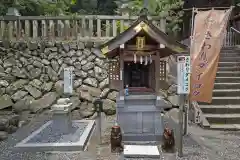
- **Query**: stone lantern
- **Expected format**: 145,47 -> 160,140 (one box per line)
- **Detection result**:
4,0 -> 21,41
6,8 -> 20,16
118,3 -> 130,29
6,0 -> 21,17
119,4 -> 130,16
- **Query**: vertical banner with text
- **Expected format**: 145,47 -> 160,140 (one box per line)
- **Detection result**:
190,8 -> 232,103
177,56 -> 191,94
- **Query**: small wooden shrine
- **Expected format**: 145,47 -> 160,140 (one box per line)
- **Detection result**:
95,12 -> 188,142
97,14 -> 187,95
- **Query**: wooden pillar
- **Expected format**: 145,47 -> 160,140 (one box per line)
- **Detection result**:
155,53 -> 160,95
119,49 -> 124,96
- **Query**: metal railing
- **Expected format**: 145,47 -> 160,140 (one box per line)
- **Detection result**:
223,27 -> 240,47
181,27 -> 240,47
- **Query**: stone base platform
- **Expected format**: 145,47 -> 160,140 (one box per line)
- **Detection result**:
123,145 -> 160,159
15,120 -> 95,152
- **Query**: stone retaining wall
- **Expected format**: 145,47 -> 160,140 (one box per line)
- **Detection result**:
0,41 -> 117,140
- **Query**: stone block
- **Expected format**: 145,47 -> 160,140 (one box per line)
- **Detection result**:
57,98 -> 71,105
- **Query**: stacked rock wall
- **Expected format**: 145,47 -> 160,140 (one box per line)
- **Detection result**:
0,41 -> 117,139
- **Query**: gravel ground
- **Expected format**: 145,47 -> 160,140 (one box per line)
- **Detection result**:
0,111 -> 240,160
188,126 -> 240,160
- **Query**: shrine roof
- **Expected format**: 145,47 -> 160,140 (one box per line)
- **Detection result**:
94,15 -> 188,58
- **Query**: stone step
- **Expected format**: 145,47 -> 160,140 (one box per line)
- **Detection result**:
217,66 -> 240,71
216,71 -> 240,77
218,62 -> 239,67
123,145 -> 160,159
124,141 -> 159,145
214,83 -> 240,89
219,56 -> 240,62
125,99 -> 155,105
220,51 -> 240,55
125,95 -> 156,105
221,47 -> 240,52
213,89 -> 240,96
204,113 -> 240,124
125,94 -> 156,100
215,77 -> 240,83
201,96 -> 240,105
209,124 -> 240,130
200,105 -> 240,114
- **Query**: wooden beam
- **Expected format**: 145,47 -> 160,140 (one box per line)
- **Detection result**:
126,44 -> 158,51
123,50 -> 157,57
123,55 -> 157,61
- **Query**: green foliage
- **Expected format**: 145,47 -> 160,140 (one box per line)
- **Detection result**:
38,0 -> 71,16
0,0 -> 118,16
236,0 -> 240,6
71,0 -> 117,15
0,0 -> 72,16
71,0 -> 77,5
115,0 -> 184,35
116,20 -> 129,32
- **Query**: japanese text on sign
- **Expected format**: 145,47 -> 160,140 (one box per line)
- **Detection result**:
177,56 -> 191,94
64,67 -> 74,94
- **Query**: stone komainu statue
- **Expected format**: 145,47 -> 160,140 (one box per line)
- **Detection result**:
110,125 -> 123,153
162,127 -> 175,152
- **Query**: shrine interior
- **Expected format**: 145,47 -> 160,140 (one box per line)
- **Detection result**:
124,61 -> 155,92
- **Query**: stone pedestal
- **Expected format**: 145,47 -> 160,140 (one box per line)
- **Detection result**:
15,97 -> 95,152
51,98 -> 72,134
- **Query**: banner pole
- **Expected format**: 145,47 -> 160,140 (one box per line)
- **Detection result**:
178,94 -> 185,157
184,7 -> 195,136
190,7 -> 195,46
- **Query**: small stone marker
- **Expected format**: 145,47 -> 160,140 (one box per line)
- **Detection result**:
64,67 -> 73,94
123,145 -> 160,158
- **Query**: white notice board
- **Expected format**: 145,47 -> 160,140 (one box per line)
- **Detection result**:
64,67 -> 74,94
177,56 -> 191,94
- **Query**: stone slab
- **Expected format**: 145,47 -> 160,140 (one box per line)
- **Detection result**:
123,145 -> 160,158
57,98 -> 70,105
14,120 -> 95,152
51,104 -> 72,111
